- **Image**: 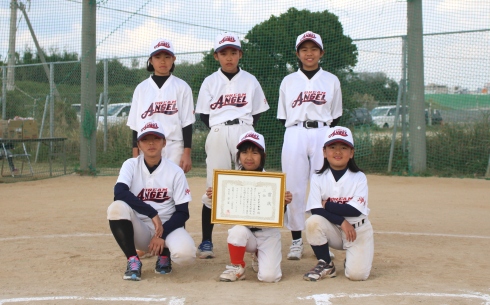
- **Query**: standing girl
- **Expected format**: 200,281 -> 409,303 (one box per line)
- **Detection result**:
303,126 -> 374,281
277,31 -> 343,260
205,131 -> 292,282
127,38 -> 195,173
195,32 -> 269,259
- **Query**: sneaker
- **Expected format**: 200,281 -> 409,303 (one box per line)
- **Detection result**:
123,256 -> 142,281
219,264 -> 246,282
251,252 -> 259,273
287,239 -> 304,260
155,255 -> 172,274
197,240 -> 215,259
303,259 -> 336,282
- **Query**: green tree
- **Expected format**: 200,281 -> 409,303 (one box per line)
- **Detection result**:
343,72 -> 399,108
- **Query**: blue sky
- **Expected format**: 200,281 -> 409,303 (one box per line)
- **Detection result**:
1,0 -> 489,89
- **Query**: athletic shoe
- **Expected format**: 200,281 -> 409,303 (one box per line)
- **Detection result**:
155,255 -> 172,274
197,240 -> 215,259
303,259 -> 336,281
251,252 -> 259,273
330,250 -> 335,259
123,256 -> 142,281
287,239 -> 304,260
219,264 -> 246,282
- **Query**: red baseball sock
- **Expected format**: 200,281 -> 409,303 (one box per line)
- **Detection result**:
228,244 -> 246,268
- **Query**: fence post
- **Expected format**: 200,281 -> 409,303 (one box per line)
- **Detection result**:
7,0 -> 17,91
1,67 -> 6,120
103,59 -> 108,152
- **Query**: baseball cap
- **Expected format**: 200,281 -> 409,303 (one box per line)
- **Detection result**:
324,126 -> 354,148
214,32 -> 241,53
236,131 -> 266,151
149,38 -> 175,57
295,31 -> 323,51
137,120 -> 166,141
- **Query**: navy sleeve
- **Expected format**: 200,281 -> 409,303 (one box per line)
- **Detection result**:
162,202 -> 190,240
114,182 -> 158,219
252,113 -> 261,127
330,116 -> 342,127
182,124 -> 193,148
200,113 -> 210,129
325,201 -> 362,217
132,130 -> 138,148
311,208 -> 344,226
279,119 -> 286,127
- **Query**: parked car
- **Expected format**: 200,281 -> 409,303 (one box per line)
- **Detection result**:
346,108 -> 373,126
425,109 -> 443,125
71,103 -> 102,122
371,106 -> 408,128
97,103 -> 132,128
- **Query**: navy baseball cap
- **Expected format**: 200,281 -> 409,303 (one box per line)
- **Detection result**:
137,120 -> 166,141
324,126 -> 354,148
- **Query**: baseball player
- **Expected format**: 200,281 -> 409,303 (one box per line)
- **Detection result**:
107,120 -> 196,281
205,131 -> 292,282
195,32 -> 270,259
277,31 -> 342,260
127,37 -> 195,173
303,126 -> 374,281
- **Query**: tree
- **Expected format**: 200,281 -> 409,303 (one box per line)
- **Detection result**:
343,72 -> 398,108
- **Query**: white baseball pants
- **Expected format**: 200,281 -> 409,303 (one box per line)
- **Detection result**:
107,200 -> 196,265
305,215 -> 374,281
227,225 -> 282,283
282,125 -> 329,231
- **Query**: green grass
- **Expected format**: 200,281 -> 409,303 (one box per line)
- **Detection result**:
426,94 -> 490,110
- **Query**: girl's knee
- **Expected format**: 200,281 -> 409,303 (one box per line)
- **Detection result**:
227,225 -> 249,245
345,269 -> 370,281
107,200 -> 131,220
258,271 -> 281,283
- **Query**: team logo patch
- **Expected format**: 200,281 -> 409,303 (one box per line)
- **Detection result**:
141,101 -> 178,119
328,129 -> 349,138
291,91 -> 327,108
185,188 -> 191,195
219,36 -> 236,44
154,41 -> 171,49
326,196 -> 353,204
357,197 -> 366,205
140,122 -> 159,133
137,188 -> 170,203
210,93 -> 248,110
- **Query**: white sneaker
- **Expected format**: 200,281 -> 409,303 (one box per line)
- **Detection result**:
251,253 -> 259,273
287,239 -> 304,260
329,250 -> 335,259
219,264 -> 246,282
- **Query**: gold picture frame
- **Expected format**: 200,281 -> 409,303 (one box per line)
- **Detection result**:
211,170 -> 286,228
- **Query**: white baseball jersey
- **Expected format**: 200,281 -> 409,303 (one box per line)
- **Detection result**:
116,156 -> 192,223
195,69 -> 269,126
306,169 -> 370,223
277,69 -> 342,127
127,75 -> 195,141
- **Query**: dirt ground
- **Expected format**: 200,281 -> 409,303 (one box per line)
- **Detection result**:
1,174 -> 489,305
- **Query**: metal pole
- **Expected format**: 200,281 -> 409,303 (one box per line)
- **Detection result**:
35,95 -> 49,163
7,0 -> 17,91
103,59 -> 108,152
401,36 -> 408,153
1,67 -> 6,119
49,63 -> 54,138
388,81 -> 404,173
407,0 -> 427,173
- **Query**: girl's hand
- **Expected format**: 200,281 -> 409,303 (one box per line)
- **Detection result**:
148,236 -> 165,256
152,215 -> 163,238
321,200 -> 327,208
179,148 -> 192,173
206,187 -> 213,199
284,191 -> 292,204
341,220 -> 356,242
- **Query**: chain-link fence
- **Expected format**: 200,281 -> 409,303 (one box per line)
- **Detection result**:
1,0 -> 489,182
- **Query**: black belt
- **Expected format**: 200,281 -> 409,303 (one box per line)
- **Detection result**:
302,120 -> 327,128
250,227 -> 262,232
352,219 -> 365,229
223,119 -> 240,125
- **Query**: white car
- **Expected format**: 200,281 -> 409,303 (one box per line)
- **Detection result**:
370,106 -> 409,128
71,103 -> 102,122
97,103 -> 132,129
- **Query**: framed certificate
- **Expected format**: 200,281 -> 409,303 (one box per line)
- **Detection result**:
211,170 -> 286,228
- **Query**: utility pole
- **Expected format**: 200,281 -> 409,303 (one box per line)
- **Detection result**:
7,0 -> 17,91
80,0 -> 97,173
407,0 -> 427,173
